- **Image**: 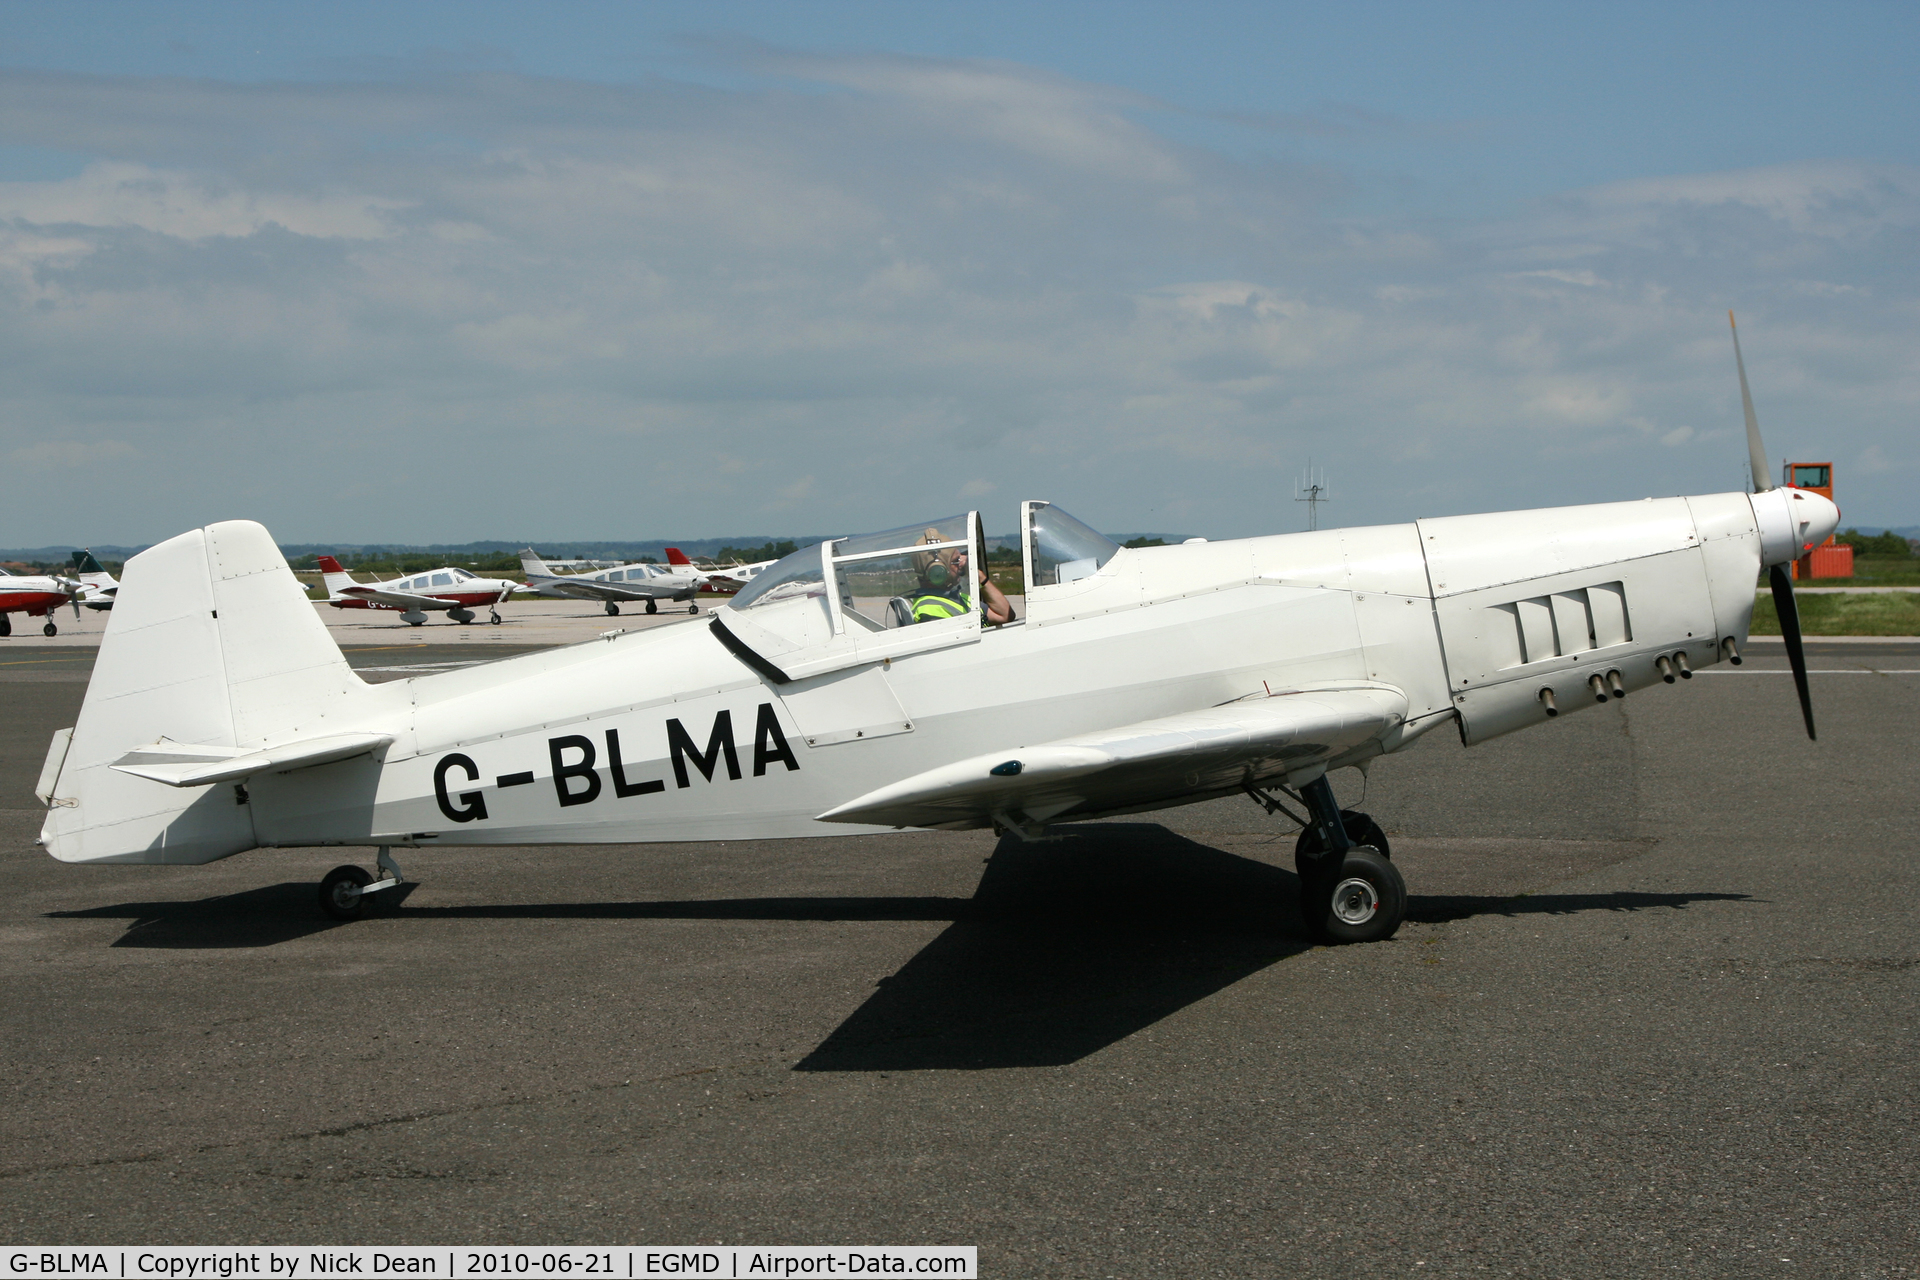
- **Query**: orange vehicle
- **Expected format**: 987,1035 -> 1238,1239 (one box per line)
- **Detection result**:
1782,462 -> 1850,578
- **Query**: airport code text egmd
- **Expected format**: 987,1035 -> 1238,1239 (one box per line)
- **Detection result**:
6,1251 -> 977,1279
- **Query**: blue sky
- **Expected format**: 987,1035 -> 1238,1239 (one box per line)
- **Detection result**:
2,1 -> 1916,542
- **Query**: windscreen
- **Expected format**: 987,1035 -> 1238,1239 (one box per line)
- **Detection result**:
1028,503 -> 1120,587
729,543 -> 828,609
833,515 -> 972,628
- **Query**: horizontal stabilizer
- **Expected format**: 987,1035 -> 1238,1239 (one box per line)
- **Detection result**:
112,732 -> 392,788
817,683 -> 1408,831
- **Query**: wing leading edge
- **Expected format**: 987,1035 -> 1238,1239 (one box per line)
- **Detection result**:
817,682 -> 1410,832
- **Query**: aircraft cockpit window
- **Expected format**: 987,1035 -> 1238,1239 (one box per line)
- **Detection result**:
431,573 -> 453,587
1026,503 -> 1120,587
730,543 -> 828,609
830,515 -> 973,629
451,569 -> 474,581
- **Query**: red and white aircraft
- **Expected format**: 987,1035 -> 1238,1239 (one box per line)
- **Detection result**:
668,547 -> 779,596
318,557 -> 517,626
0,565 -> 82,637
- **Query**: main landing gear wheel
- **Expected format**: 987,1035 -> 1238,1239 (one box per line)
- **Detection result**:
1,613 -> 13,636
319,865 -> 374,921
1303,847 -> 1407,945
605,601 -> 620,616
1294,809 -> 1401,943
43,620 -> 58,637
448,607 -> 475,624
644,600 -> 658,615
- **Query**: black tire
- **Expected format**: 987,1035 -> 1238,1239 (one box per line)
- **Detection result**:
449,608 -> 474,624
490,611 -> 501,624
1302,846 -> 1406,944
1293,809 -> 1389,881
0,613 -> 9,636
319,865 -> 373,921
644,600 -> 658,615
605,601 -> 619,616
43,621 -> 58,637
688,603 -> 700,614
407,619 -> 424,627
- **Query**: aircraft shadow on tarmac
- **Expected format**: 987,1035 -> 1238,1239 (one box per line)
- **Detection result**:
48,824 -> 1747,1070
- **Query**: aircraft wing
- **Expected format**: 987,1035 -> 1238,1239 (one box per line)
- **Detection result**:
528,575 -> 683,602
333,584 -> 446,609
817,683 -> 1410,832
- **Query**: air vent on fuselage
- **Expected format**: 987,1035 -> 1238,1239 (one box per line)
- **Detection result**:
1482,581 -> 1630,671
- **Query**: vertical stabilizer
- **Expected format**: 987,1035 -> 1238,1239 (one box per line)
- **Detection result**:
40,522 -> 368,865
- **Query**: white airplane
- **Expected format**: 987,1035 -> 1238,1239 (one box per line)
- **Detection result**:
519,548 -> 704,615
0,565 -> 82,636
689,550 -> 780,596
70,550 -> 120,610
36,318 -> 1837,944
317,556 -> 516,626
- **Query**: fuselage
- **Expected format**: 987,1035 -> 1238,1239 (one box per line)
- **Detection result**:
40,488 -> 1834,866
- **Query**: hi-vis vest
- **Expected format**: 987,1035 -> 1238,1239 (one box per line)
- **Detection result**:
910,589 -> 970,622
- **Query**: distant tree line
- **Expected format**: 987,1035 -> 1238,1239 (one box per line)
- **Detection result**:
1837,529 -> 1916,558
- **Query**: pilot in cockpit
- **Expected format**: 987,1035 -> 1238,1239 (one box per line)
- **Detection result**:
910,531 -> 1013,626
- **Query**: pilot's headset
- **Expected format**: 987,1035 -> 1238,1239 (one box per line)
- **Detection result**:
913,530 -> 954,589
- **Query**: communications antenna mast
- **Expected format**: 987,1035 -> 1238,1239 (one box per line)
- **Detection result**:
1295,460 -> 1331,531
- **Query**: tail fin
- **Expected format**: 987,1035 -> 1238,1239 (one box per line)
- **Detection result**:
664,547 -> 692,566
519,547 -> 555,577
316,554 -> 360,598
71,548 -> 107,576
39,521 -> 367,865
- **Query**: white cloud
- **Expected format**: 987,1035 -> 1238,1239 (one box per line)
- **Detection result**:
0,59 -> 1916,544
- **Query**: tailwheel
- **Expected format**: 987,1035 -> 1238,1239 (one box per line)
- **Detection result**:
319,865 -> 373,921
318,848 -> 405,922
43,620 -> 58,637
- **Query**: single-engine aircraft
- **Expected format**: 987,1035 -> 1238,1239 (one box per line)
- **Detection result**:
36,317 -> 1838,943
518,548 -> 704,615
0,564 -> 82,636
317,556 -> 516,626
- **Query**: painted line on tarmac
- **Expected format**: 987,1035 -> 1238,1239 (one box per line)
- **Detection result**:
1696,669 -> 1920,675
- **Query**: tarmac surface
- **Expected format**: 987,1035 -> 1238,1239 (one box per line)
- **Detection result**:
1,641 -> 1916,1274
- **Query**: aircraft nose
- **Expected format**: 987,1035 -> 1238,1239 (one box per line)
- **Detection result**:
1797,490 -> 1840,555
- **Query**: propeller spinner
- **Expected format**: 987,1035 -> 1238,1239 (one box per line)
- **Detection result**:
1732,312 -> 1838,739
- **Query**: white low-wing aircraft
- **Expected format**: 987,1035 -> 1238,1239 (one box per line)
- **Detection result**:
37,319 -> 1837,942
318,556 -> 516,626
519,548 -> 704,615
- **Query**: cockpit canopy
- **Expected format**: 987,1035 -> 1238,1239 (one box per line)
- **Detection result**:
719,503 -> 1117,681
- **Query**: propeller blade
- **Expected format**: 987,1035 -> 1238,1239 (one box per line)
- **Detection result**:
1769,563 -> 1816,740
1730,311 -> 1773,493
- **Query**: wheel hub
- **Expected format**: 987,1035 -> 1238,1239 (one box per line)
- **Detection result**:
1330,876 -> 1379,925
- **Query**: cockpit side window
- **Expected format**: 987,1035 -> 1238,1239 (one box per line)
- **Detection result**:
1024,502 -> 1120,587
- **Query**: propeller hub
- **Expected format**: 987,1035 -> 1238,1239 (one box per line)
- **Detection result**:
1750,487 -> 1840,567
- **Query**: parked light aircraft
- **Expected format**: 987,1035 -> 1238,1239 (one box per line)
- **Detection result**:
317,556 -> 516,626
0,565 -> 82,636
686,549 -> 780,596
519,548 -> 704,615
37,317 -> 1837,942
71,550 -> 120,610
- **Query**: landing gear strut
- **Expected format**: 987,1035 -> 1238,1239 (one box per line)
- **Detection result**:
1252,774 -> 1405,943
318,847 -> 406,921
1295,775 -> 1403,943
606,600 -> 620,616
